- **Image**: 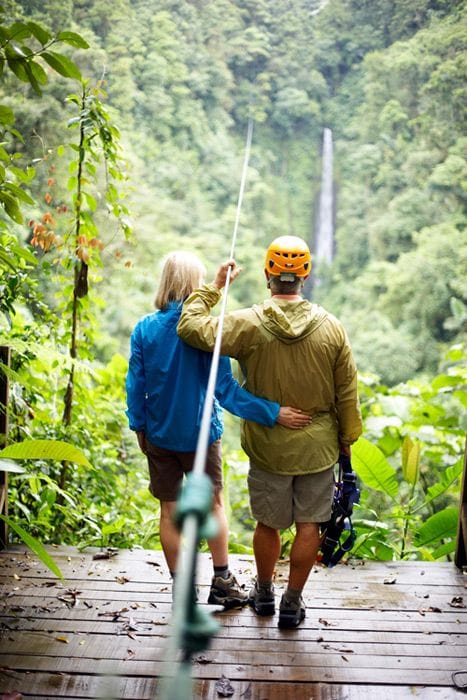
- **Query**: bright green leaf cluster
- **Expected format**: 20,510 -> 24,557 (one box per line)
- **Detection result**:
0,18 -> 88,94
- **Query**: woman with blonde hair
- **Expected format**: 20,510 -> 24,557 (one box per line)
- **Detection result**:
126,251 -> 309,606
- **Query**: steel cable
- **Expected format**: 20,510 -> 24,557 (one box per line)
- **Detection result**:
157,118 -> 254,699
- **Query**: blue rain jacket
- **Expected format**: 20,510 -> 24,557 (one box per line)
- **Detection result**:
126,301 -> 279,451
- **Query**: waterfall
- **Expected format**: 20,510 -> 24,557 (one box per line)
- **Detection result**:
314,127 -> 334,265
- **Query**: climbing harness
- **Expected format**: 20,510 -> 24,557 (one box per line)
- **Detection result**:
320,453 -> 360,568
158,118 -> 254,699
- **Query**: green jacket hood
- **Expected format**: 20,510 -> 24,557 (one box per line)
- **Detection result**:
256,298 -> 328,344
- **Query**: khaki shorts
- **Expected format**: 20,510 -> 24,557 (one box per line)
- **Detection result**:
248,463 -> 335,530
145,439 -> 223,501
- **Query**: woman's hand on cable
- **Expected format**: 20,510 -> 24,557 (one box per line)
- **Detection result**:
277,407 -> 312,429
214,259 -> 242,289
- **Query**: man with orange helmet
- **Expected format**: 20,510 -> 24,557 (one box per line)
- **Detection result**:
177,236 -> 362,628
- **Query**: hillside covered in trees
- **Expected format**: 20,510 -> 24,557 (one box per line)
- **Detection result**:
0,0 -> 465,559
3,0 -> 465,382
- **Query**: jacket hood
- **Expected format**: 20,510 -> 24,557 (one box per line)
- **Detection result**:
256,298 -> 328,343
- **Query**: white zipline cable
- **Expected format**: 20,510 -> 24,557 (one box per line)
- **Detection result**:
193,116 -> 254,479
158,118 -> 254,698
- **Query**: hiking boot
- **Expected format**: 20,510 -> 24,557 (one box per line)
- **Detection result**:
207,573 -> 248,609
248,579 -> 275,616
278,593 -> 306,629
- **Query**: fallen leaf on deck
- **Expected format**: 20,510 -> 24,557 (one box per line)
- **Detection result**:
115,576 -> 130,584
215,675 -> 235,697
92,548 -> 118,561
318,618 -> 333,626
418,606 -> 442,615
146,560 -> 161,567
125,649 -> 136,660
13,574 -> 21,581
448,596 -> 465,608
194,654 -> 213,664
55,635 -> 69,643
37,605 -> 54,613
57,589 -> 81,608
383,576 -> 397,584
323,643 -> 355,653
126,617 -> 138,630
98,607 -> 129,619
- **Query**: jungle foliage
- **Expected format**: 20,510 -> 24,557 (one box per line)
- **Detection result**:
0,0 -> 465,563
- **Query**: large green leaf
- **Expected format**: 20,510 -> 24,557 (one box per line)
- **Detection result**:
5,50 -> 29,82
41,51 -> 81,80
351,437 -> 399,498
6,22 -> 32,42
56,31 -> 90,49
0,515 -> 63,579
0,459 -> 25,473
401,436 -> 420,486
414,506 -> 459,547
26,21 -> 51,46
432,539 -> 456,559
0,105 -> 15,125
416,458 -> 464,510
0,191 -> 23,223
0,440 -> 92,467
432,373 -> 464,390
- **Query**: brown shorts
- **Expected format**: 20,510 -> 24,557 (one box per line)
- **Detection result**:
248,463 -> 335,530
145,439 -> 223,501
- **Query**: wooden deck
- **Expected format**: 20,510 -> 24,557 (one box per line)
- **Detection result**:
0,545 -> 466,699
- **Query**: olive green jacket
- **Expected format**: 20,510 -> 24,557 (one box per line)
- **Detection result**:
178,284 -> 362,475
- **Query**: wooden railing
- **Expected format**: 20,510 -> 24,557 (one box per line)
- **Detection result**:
455,439 -> 467,569
0,345 -> 10,548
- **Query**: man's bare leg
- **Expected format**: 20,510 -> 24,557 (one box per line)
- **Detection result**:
288,521 -> 320,590
253,521 -> 281,581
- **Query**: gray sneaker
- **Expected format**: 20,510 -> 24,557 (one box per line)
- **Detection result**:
278,593 -> 305,628
248,579 -> 275,616
207,573 -> 248,609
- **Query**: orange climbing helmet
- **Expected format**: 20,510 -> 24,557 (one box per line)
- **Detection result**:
265,235 -> 312,278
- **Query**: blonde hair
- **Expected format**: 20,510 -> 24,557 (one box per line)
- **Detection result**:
154,251 -> 206,310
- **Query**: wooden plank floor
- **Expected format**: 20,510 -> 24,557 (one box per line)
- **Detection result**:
0,545 -> 466,699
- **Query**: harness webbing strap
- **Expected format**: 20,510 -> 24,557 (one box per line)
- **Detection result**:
158,119 -> 254,699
